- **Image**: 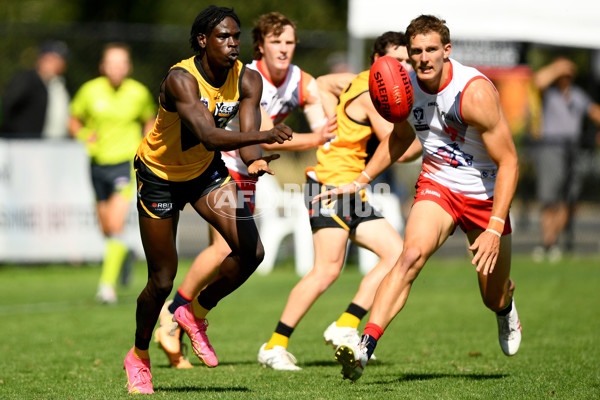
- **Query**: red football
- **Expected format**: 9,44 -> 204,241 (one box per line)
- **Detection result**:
368,56 -> 413,123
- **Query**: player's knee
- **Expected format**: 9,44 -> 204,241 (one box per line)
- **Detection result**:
377,242 -> 403,265
255,243 -> 265,265
398,246 -> 422,276
150,281 -> 173,302
148,271 -> 175,300
309,268 -> 341,290
240,242 -> 264,271
245,242 -> 264,269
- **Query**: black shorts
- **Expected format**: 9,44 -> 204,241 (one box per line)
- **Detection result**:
90,161 -> 133,202
134,154 -> 231,219
304,176 -> 383,234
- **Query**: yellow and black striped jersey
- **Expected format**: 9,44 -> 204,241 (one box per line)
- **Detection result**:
137,56 -> 245,182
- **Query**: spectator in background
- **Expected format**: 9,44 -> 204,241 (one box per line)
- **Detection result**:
531,56 -> 600,262
69,43 -> 156,303
0,41 -> 70,139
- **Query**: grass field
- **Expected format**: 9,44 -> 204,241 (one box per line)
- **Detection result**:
1,253 -> 599,399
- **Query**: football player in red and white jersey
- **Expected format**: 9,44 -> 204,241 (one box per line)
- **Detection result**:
316,15 -> 522,381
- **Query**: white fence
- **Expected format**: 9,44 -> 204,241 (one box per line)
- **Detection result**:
0,139 -> 142,263
0,140 -> 405,276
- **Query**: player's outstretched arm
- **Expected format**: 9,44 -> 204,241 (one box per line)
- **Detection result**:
311,120 -> 415,203
164,68 -> 292,151
464,78 -> 519,275
261,71 -> 336,151
397,137 -> 422,163
260,113 -> 337,151
362,120 -> 416,184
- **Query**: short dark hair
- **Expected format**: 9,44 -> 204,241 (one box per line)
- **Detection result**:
369,31 -> 407,64
189,6 -> 241,54
251,12 -> 297,60
405,15 -> 451,52
39,40 -> 69,59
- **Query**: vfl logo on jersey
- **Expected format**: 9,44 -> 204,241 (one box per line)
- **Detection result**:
436,142 -> 473,168
412,107 -> 429,131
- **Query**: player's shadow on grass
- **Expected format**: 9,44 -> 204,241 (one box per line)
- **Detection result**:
303,358 -> 386,368
155,360 -> 258,369
158,386 -> 250,393
218,360 -> 260,367
374,372 -> 508,385
303,360 -> 344,367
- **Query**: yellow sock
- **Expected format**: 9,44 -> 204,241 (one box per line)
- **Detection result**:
99,238 -> 128,286
191,299 -> 210,320
336,312 -> 361,329
133,347 -> 149,360
264,332 -> 289,350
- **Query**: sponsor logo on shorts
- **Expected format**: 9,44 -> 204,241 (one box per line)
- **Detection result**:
420,188 -> 441,198
152,202 -> 173,211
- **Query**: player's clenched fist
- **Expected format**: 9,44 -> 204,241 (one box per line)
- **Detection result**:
263,123 -> 293,144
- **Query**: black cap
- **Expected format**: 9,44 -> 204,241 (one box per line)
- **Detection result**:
39,40 -> 69,59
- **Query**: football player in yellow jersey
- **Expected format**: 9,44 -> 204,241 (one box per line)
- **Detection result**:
153,11 -> 336,370
257,32 -> 420,370
123,6 -> 292,394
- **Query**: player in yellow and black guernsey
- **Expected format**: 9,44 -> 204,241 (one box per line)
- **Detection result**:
124,6 -> 292,394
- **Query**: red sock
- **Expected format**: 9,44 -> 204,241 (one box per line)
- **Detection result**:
364,322 -> 384,340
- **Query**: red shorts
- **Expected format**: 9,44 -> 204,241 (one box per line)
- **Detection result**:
228,169 -> 258,214
413,176 -> 512,235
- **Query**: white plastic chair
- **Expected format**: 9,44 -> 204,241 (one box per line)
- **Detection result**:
254,175 -> 314,276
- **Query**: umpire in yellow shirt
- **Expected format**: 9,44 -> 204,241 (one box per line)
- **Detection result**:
69,42 -> 156,304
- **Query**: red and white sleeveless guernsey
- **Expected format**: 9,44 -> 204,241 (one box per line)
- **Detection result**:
407,58 -> 498,200
221,59 -> 304,175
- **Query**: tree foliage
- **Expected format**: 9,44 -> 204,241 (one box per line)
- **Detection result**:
0,0 -> 348,30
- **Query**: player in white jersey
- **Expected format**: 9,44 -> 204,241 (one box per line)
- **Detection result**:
153,12 -> 334,369
314,15 -> 522,381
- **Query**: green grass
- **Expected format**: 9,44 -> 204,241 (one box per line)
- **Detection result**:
1,254 -> 599,399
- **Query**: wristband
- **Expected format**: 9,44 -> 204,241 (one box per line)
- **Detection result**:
490,216 -> 505,225
485,228 -> 502,238
353,181 -> 365,190
361,170 -> 372,182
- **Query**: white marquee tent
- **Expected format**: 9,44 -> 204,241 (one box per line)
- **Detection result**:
347,0 -> 600,71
